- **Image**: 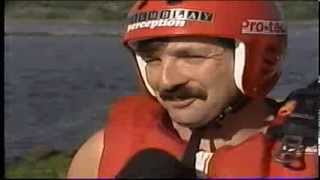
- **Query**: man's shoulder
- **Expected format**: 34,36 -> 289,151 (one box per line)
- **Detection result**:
110,94 -> 159,110
106,94 -> 165,124
67,129 -> 104,178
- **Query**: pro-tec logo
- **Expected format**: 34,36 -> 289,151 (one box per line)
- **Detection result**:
241,19 -> 287,35
127,8 -> 214,32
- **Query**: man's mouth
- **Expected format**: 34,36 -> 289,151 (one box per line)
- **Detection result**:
165,98 -> 196,109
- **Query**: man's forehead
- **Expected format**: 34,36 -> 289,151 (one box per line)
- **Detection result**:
166,37 -> 220,48
132,36 -> 227,54
137,36 -> 221,45
165,40 -> 224,56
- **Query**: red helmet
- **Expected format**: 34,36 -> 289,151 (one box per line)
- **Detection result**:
122,0 -> 287,98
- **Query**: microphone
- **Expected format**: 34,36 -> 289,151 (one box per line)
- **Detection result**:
116,148 -> 196,178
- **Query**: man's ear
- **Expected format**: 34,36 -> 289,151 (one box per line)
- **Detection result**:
278,100 -> 297,117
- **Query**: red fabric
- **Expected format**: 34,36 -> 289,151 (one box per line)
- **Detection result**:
98,95 -> 187,177
98,95 -> 318,178
209,133 -> 272,177
209,133 -> 317,177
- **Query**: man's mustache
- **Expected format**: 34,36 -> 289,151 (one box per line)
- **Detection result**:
159,85 -> 207,101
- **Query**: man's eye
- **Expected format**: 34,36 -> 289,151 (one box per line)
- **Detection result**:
178,55 -> 208,64
187,55 -> 206,58
181,55 -> 208,62
178,54 -> 206,59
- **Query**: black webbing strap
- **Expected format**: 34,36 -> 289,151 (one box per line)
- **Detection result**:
180,128 -> 204,176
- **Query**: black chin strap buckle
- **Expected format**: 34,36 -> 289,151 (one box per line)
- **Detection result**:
215,96 -> 249,128
273,135 -> 306,170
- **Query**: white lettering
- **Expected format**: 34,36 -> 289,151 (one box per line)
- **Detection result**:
150,20 -> 159,29
127,19 -> 187,32
167,19 -> 176,26
175,9 -> 186,20
241,19 -> 287,35
175,20 -> 186,27
140,22 -> 147,28
158,19 -> 166,26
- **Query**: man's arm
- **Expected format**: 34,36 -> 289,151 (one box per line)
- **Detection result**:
67,129 -> 104,178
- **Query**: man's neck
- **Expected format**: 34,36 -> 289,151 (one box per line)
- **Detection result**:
172,99 -> 275,150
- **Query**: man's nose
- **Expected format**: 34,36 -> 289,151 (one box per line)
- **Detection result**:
159,58 -> 188,92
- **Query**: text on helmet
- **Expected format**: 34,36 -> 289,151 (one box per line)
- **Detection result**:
241,19 -> 287,35
127,8 -> 214,32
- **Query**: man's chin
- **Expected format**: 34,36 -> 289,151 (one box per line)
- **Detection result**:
169,112 -> 207,128
173,121 -> 205,129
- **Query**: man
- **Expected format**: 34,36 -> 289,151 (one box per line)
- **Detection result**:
67,1 -> 318,178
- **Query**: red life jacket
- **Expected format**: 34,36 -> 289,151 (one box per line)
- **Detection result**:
98,95 -> 318,178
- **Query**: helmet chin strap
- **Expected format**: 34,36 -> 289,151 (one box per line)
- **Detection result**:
194,94 -> 250,130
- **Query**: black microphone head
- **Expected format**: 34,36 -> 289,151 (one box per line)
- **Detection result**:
116,148 -> 196,178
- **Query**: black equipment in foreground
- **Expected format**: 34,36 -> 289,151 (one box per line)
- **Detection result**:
116,148 -> 196,178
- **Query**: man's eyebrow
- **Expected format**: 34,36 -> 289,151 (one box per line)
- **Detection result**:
136,50 -> 159,58
169,46 -> 217,56
171,49 -> 200,56
136,41 -> 226,58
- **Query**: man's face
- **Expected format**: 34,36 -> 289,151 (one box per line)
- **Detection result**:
137,37 -> 240,128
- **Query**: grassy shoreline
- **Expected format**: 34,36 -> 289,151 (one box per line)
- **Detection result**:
6,151 -> 73,178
